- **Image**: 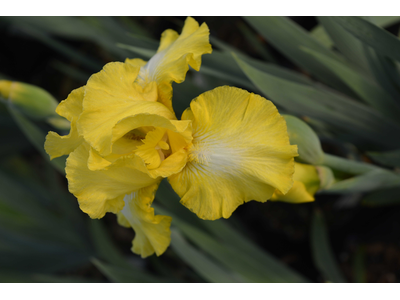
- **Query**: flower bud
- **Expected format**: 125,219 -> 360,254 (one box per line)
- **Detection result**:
283,114 -> 324,165
0,80 -> 58,120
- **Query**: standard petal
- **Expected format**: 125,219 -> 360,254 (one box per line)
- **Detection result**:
118,182 -> 172,258
78,61 -> 175,156
168,86 -> 298,220
138,17 -> 212,111
66,142 -> 158,219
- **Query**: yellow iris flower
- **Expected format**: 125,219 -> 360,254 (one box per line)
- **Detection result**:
45,17 -> 298,258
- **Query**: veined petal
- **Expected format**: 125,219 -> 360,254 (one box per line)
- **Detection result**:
78,61 -> 175,156
168,86 -> 298,220
137,17 -> 212,111
44,87 -> 84,159
272,162 -> 319,203
117,182 -> 172,258
66,142 -> 158,219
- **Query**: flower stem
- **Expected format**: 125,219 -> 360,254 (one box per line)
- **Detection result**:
321,153 -> 379,175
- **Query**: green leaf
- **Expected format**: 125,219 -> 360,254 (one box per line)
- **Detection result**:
0,170 -> 61,227
200,219 -> 308,283
0,16 -> 135,60
283,114 -> 324,164
311,210 -> 346,283
7,102 -> 66,173
243,16 -> 355,95
233,53 -> 400,150
91,258 -> 164,283
333,17 -> 400,63
362,187 -> 400,207
0,229 -> 91,273
311,16 -> 400,50
363,46 -> 400,105
310,24 -> 334,48
15,25 -> 103,72
321,153 -> 378,175
301,46 -> 400,121
155,204 -> 309,283
88,219 -> 127,267
317,17 -> 373,75
170,229 -> 243,283
324,169 -> 400,193
237,21 -> 277,62
32,274 -> 101,283
318,17 -> 400,105
367,149 -> 400,168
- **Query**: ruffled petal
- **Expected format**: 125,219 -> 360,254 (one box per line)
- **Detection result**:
55,86 -> 84,122
77,61 -> 175,156
137,17 -> 212,111
45,121 -> 83,160
117,182 -> 172,258
66,142 -> 158,219
272,162 -> 320,203
168,86 -> 298,220
44,87 -> 84,159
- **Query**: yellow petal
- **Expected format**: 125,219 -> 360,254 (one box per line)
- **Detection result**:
135,128 -> 167,169
45,121 -> 83,160
271,181 -> 314,203
44,87 -> 85,159
66,142 -> 158,219
271,162 -> 320,203
56,86 -> 84,122
117,182 -> 172,258
112,113 -> 192,178
168,86 -> 298,220
294,162 -> 320,195
125,58 -> 147,68
137,17 -> 212,111
77,61 -> 175,156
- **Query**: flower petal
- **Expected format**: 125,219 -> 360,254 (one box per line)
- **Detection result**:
66,142 -> 158,218
272,162 -> 320,203
135,127 -> 167,169
45,121 -> 83,160
271,181 -> 314,203
111,114 -> 192,178
168,86 -> 298,220
138,17 -> 212,111
117,182 -> 172,258
56,86 -> 84,122
78,61 -> 175,156
44,87 -> 84,159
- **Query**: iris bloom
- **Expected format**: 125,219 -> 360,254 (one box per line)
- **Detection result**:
45,17 -> 298,258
